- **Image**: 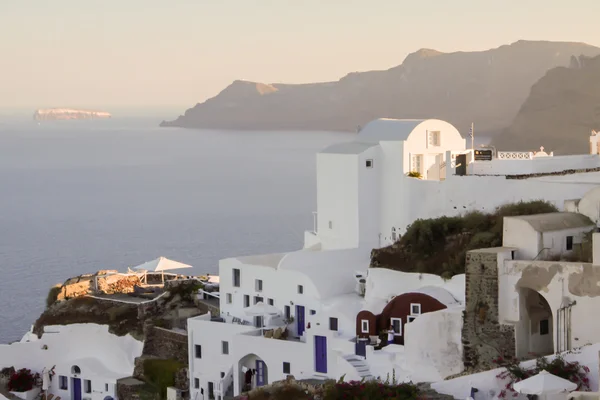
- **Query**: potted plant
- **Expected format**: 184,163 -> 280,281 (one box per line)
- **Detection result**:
8,369 -> 41,400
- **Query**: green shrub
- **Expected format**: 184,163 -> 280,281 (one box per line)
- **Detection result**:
407,171 -> 422,178
371,200 -> 559,277
143,359 -> 183,399
321,377 -> 419,400
46,285 -> 62,308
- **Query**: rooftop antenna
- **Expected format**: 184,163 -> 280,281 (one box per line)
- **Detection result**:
469,122 -> 474,150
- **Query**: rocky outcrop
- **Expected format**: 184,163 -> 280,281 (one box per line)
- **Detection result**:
162,40 -> 600,138
97,275 -> 141,295
492,54 -> 600,154
33,108 -> 111,121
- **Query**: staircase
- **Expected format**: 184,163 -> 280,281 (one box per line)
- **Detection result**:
342,354 -> 374,380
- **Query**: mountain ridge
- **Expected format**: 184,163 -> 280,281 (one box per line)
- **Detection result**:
161,40 -> 600,136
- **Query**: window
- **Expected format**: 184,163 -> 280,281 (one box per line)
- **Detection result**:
566,236 -> 574,251
195,344 -> 202,359
298,285 -> 303,294
84,380 -> 91,393
244,295 -> 250,308
284,305 -> 291,320
255,279 -> 263,292
220,372 -> 225,378
391,227 -> 397,242
254,296 -> 264,304
233,268 -> 240,287
310,309 -> 316,315
361,319 -> 369,333
283,362 -> 291,374
105,384 -> 109,392
407,316 -> 416,323
268,298 -> 274,306
208,382 -> 214,400
59,376 -> 68,390
222,341 -> 229,355
226,293 -> 232,304
428,131 -> 441,147
540,319 -> 550,335
71,365 -> 81,374
410,303 -> 422,315
255,316 -> 264,328
411,154 -> 422,174
391,318 -> 402,336
328,221 -> 333,229
194,378 -> 199,389
365,159 -> 373,168
329,317 -> 338,331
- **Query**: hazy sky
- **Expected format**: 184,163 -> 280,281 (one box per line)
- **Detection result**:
1,0 -> 599,112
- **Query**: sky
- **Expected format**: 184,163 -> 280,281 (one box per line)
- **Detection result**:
1,0 -> 599,113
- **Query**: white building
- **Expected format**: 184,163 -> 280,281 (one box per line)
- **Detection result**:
0,324 -> 142,400
307,118 -> 600,250
188,119 -> 600,399
503,212 -> 595,260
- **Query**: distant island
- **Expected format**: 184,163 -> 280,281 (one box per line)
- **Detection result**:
33,108 -> 111,121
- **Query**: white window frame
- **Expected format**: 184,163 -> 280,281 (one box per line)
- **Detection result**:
428,130 -> 441,147
59,376 -> 68,390
361,319 -> 369,333
226,293 -> 232,304
222,341 -> 229,355
268,298 -> 274,306
255,279 -> 263,292
391,317 -> 402,336
298,285 -> 303,294
232,268 -> 240,287
411,154 -> 422,174
366,159 -> 373,168
410,303 -> 422,315
244,295 -> 250,308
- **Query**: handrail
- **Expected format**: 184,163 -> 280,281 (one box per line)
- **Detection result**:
533,247 -> 552,261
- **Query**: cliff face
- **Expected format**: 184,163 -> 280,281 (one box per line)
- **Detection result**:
161,41 -> 600,137
492,55 -> 600,154
33,108 -> 111,121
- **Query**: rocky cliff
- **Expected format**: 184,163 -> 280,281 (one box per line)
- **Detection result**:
492,54 -> 600,154
33,108 -> 111,121
161,40 -> 600,137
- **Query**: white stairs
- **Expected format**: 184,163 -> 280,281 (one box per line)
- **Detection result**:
343,354 -> 374,380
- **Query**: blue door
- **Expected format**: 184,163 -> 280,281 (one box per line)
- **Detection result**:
355,339 -> 367,358
296,305 -> 305,336
256,360 -> 266,387
315,335 -> 327,373
72,378 -> 82,400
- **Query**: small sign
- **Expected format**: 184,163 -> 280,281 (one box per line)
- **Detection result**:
474,149 -> 493,161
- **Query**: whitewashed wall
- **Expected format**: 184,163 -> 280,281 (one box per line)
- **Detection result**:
503,218 -> 540,259
404,307 -> 464,381
316,153 -> 360,250
0,324 -> 141,400
499,259 -> 600,354
357,147 -> 382,250
470,154 -> 600,176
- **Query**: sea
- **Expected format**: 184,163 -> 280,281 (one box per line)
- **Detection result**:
0,116 -> 353,343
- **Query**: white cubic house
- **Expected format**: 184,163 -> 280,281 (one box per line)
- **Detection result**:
188,118 -> 600,399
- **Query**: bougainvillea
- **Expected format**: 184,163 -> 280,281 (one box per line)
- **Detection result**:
493,354 -> 590,398
7,368 -> 37,392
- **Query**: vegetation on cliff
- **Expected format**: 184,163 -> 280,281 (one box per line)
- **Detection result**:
370,200 -> 559,277
142,359 -> 184,399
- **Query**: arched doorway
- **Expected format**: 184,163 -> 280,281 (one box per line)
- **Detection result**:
516,288 -> 554,358
238,354 -> 268,394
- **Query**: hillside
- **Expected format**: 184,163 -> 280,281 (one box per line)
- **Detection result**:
161,41 -> 600,137
368,201 -> 590,278
492,54 -> 600,154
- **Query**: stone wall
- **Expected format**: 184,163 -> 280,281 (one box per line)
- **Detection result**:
462,250 -> 515,371
142,326 -> 189,365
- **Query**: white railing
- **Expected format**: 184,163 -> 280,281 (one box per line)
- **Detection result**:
497,151 -> 533,160
198,289 -> 220,299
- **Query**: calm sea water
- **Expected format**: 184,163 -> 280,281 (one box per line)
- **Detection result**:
0,117 -> 352,343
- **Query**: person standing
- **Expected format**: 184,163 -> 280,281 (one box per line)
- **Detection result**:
387,324 -> 395,346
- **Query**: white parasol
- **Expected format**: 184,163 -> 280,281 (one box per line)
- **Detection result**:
42,368 -> 50,391
133,257 -> 192,283
513,370 -> 577,396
